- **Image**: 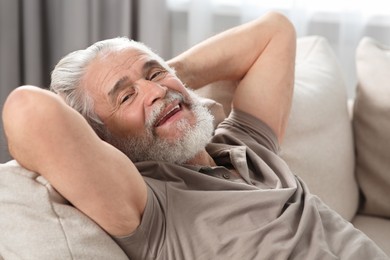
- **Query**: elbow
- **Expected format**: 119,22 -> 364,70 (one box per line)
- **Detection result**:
3,86 -> 37,143
263,11 -> 297,41
2,86 -> 63,168
3,86 -> 52,136
3,86 -> 40,160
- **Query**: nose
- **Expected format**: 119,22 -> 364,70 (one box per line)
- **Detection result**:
138,80 -> 167,106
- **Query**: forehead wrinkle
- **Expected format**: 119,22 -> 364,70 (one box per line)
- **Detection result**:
142,59 -> 161,73
103,50 -> 143,98
108,75 -> 131,102
98,48 -> 156,106
113,59 -> 162,97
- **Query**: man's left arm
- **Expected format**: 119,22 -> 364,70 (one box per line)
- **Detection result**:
168,12 -> 296,143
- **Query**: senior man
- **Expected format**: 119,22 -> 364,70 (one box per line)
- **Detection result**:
2,12 -> 386,259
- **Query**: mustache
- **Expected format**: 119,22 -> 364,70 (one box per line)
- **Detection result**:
146,91 -> 188,128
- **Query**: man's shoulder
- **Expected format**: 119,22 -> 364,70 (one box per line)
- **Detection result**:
212,109 -> 280,153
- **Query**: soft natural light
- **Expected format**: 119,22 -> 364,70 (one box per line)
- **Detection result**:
168,0 -> 390,16
167,0 -> 390,99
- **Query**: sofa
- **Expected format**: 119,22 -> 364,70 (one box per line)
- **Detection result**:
0,36 -> 389,258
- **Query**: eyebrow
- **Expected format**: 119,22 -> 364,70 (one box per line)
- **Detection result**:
108,76 -> 131,104
142,59 -> 162,74
107,59 -> 162,103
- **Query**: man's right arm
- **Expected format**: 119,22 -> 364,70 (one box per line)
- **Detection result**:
168,12 -> 296,143
2,86 -> 147,237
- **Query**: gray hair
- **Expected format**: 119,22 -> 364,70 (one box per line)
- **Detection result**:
50,37 -> 173,139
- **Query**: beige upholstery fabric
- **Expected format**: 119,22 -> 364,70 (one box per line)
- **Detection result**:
354,37 -> 390,217
198,36 -> 359,221
196,80 -> 236,117
197,36 -> 358,220
0,160 -> 128,259
279,36 -> 359,221
353,215 -> 390,256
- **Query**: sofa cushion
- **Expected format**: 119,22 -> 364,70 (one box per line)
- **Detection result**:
198,36 -> 359,221
280,36 -> 359,221
0,160 -> 128,259
354,37 -> 390,218
352,215 -> 390,256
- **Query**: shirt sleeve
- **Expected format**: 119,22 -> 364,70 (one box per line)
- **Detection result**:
215,108 -> 281,154
113,185 -> 165,260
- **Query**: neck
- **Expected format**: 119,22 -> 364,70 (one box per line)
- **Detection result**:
185,149 -> 216,167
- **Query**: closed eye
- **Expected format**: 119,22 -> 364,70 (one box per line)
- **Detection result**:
120,93 -> 134,104
149,70 -> 166,81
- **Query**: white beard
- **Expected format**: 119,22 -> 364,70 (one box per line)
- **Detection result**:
107,89 -> 214,164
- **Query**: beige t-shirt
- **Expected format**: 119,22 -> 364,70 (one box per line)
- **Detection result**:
115,109 -> 387,259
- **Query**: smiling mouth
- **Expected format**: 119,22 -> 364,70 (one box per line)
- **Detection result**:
154,103 -> 182,127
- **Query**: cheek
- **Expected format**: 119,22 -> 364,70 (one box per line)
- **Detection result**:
106,109 -> 146,138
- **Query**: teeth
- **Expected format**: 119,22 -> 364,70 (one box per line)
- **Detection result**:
166,105 -> 179,115
156,104 -> 180,126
